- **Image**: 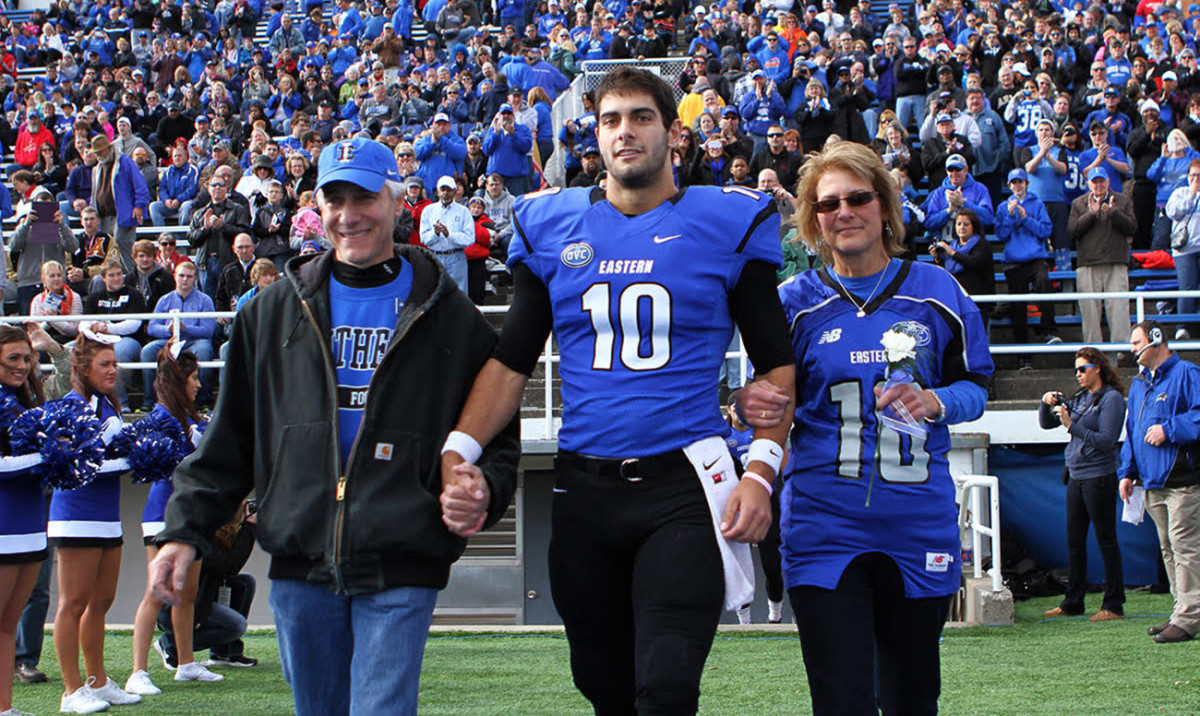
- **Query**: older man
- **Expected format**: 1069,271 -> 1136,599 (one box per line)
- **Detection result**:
187,170 -> 252,299
1068,167 -> 1136,346
1120,321 -> 1200,643
419,175 -> 474,291
151,137 -> 518,715
91,133 -> 149,273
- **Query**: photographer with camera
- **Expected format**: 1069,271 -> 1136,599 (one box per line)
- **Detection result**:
1039,349 -> 1127,622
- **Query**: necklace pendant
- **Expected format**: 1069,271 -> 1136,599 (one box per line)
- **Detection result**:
856,309 -> 866,318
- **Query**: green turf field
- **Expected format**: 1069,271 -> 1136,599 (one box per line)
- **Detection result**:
11,592 -> 1199,715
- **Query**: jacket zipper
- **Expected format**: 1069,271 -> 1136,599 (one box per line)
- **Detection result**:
298,283 -> 428,594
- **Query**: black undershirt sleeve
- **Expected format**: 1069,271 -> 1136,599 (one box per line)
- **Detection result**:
492,262 -> 555,376
729,260 -> 794,375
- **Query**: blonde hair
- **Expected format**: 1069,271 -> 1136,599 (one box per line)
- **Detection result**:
792,142 -> 907,265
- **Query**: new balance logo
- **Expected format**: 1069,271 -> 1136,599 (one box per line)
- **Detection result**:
818,328 -> 843,345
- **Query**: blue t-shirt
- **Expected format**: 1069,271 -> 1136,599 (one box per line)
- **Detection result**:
778,260 -> 993,597
509,185 -> 781,457
329,260 -> 413,469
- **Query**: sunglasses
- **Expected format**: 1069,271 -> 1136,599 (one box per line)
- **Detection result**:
767,132 -> 784,138
1075,364 -> 1095,374
813,190 -> 876,214
210,182 -> 226,188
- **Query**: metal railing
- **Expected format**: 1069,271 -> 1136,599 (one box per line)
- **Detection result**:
954,474 -> 1003,593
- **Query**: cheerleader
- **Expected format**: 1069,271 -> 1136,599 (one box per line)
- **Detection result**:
127,345 -> 221,696
0,326 -> 48,716
50,336 -> 141,714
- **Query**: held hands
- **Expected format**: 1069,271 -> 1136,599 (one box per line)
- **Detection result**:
440,452 -> 490,537
734,379 -> 791,428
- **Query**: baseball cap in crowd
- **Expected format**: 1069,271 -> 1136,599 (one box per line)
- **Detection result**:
938,64 -> 953,74
872,38 -> 884,47
196,115 -> 210,125
945,154 -> 967,170
498,103 -> 514,114
721,106 -> 739,117
1141,99 -> 1161,114
167,101 -> 180,111
806,4 -> 817,11
253,154 -> 274,170
1104,87 -> 1120,97
405,175 -> 424,189
1012,62 -> 1031,76
697,21 -> 711,30
117,116 -> 131,126
433,112 -> 450,123
936,113 -> 953,123
705,137 -> 724,150
750,69 -> 765,79
1007,168 -> 1029,183
82,104 -> 95,114
1087,167 -> 1107,182
436,175 -> 456,191
1163,71 -> 1178,81
380,126 -> 400,138
300,239 -> 323,254
582,145 -> 600,156
316,137 -> 402,192
467,132 -> 482,142
467,196 -> 485,207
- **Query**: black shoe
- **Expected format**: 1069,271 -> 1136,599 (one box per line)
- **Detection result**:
154,636 -> 178,670
208,654 -> 257,667
1154,624 -> 1195,643
13,662 -> 47,683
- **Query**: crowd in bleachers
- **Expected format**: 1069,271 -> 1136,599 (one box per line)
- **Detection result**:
0,0 -> 1197,388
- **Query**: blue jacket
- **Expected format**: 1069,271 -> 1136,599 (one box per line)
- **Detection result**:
922,175 -> 995,233
483,124 -> 533,177
738,90 -> 787,137
65,165 -> 92,206
160,163 -> 200,204
1147,149 -> 1200,206
995,191 -> 1052,263
1120,354 -> 1200,490
147,289 -> 217,341
392,1 -> 414,37
92,154 -> 150,228
754,46 -> 792,84
414,131 -> 468,188
969,108 -> 1010,176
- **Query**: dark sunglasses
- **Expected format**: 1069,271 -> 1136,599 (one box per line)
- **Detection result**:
1075,364 -> 1095,373
767,132 -> 784,138
812,190 -> 876,214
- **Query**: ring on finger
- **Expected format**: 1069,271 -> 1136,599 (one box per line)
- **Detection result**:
761,410 -> 768,419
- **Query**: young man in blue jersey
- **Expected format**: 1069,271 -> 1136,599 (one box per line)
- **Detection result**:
440,67 -> 796,714
149,137 -> 519,716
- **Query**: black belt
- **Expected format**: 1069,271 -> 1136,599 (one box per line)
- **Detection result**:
557,449 -> 692,482
431,248 -> 464,256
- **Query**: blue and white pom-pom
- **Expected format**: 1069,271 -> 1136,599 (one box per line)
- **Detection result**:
9,399 -> 105,491
0,392 -> 24,435
109,410 -> 188,484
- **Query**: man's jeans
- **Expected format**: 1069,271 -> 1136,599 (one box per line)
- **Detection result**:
896,94 -> 926,131
269,579 -> 437,716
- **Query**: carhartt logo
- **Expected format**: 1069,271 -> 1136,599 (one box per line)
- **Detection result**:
374,443 -> 393,461
653,234 -> 682,244
818,328 -> 843,345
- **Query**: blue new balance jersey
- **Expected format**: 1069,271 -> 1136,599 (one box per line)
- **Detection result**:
779,260 -> 992,597
509,185 -> 781,458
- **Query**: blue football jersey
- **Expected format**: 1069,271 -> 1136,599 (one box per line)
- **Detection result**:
509,185 -> 781,458
778,260 -> 993,597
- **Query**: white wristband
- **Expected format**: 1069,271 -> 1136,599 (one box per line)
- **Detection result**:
742,470 -> 774,496
441,430 -> 483,464
746,439 -> 784,475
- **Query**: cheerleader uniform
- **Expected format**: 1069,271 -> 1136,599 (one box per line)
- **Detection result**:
0,386 -> 47,564
47,392 -> 128,548
141,405 -> 206,545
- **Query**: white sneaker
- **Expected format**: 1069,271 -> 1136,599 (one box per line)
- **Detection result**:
175,662 -> 224,682
1176,328 -> 1191,341
87,678 -> 142,706
768,599 -> 784,623
124,670 -> 161,696
60,683 -> 109,714
736,606 -> 753,625
2,708 -> 37,716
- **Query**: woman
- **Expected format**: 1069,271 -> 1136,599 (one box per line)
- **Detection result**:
1039,349 -> 1127,622
930,207 -> 994,323
1148,129 -> 1200,252
283,153 -> 315,209
29,261 -> 83,344
465,196 -> 493,305
127,346 -> 220,696
739,142 -> 992,715
528,86 -> 554,169
35,141 -> 68,195
871,119 -> 923,185
241,66 -> 272,112
51,337 -> 142,713
794,79 -> 835,155
0,326 -> 49,716
548,28 -> 579,80
253,181 -> 294,271
694,110 -> 718,142
1166,158 -> 1200,341
235,259 -> 280,311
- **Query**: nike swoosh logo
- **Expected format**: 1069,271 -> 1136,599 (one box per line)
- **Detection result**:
653,234 -> 682,244
702,457 -> 721,470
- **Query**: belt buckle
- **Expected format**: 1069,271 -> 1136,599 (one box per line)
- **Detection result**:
619,458 -> 643,482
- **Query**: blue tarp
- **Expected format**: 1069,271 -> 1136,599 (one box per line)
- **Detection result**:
990,445 -> 1162,586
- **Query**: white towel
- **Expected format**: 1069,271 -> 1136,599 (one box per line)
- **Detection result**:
682,435 -> 756,612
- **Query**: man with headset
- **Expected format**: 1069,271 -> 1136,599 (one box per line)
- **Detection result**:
1120,320 -> 1200,643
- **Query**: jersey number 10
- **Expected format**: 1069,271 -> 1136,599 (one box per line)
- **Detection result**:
829,381 -> 931,484
581,282 -> 672,371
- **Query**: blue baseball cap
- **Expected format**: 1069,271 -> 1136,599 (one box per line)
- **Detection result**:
1007,168 -> 1029,183
498,103 -> 514,114
317,137 -> 401,192
1087,167 -> 1108,182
